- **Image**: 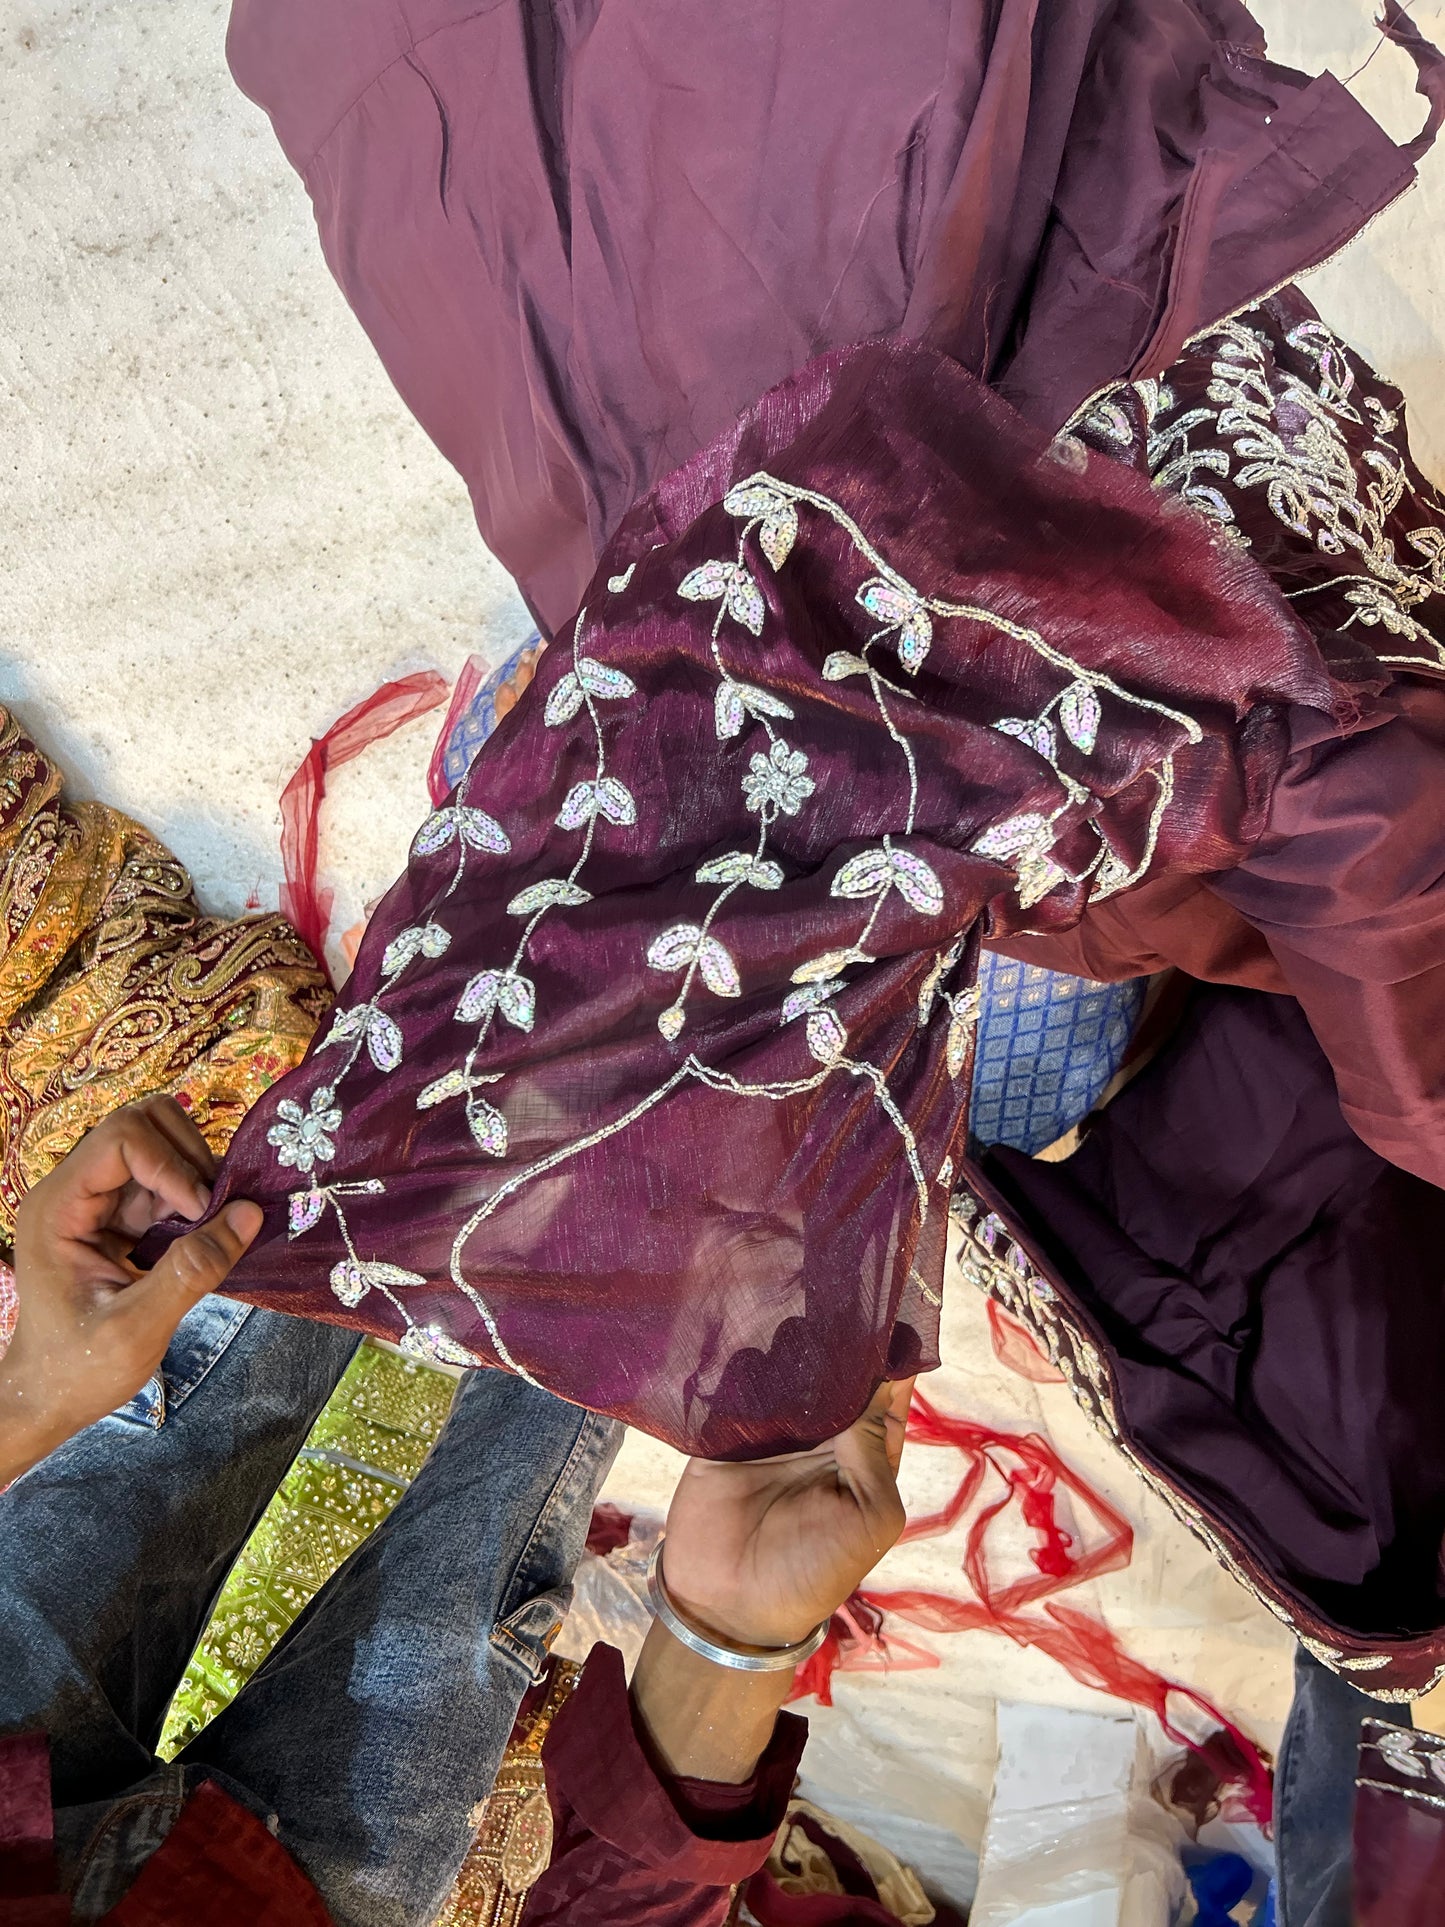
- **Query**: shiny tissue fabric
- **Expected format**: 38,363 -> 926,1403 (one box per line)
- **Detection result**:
150,315 -> 1437,1463
228,0 -> 1419,638
141,0 -> 1445,1684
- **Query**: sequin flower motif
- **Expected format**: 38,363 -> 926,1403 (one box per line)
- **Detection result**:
743,741 -> 814,818
266,1085 -> 343,1176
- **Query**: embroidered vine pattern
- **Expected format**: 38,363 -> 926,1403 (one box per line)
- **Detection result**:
1080,310 -> 1445,671
282,1178 -> 485,1368
423,607 -> 639,1161
715,473 -> 1202,924
277,461 -> 1212,1366
650,491 -> 803,1042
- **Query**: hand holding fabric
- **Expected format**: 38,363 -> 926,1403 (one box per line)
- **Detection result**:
0,1097 -> 261,1484
661,1378 -> 913,1651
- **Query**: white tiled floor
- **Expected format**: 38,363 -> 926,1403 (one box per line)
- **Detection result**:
4,0 -> 1442,1895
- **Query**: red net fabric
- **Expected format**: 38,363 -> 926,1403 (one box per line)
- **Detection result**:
792,1391 -> 1272,1827
279,672 -> 450,973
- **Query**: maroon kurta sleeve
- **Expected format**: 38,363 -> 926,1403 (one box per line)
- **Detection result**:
522,1644 -> 806,1926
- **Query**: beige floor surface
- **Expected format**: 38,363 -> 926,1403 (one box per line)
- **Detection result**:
5,0 -> 1444,1899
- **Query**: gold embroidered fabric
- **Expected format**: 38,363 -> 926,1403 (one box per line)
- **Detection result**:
433,1660 -> 581,1927
0,707 -> 330,1242
729,1800 -> 936,1927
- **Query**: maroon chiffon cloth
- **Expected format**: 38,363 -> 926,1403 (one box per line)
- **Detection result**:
154,0 -> 1445,1685
226,0 -> 1418,638
149,323 -> 1416,1461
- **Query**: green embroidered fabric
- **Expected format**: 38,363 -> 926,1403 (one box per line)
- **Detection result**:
159,1340 -> 457,1758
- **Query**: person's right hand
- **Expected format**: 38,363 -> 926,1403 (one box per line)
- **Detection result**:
659,1378 -> 914,1651
0,1097 -> 261,1484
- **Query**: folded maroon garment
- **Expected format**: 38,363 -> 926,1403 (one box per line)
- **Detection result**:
227,0 -> 1423,636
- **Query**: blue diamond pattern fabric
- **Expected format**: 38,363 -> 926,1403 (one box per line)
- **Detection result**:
970,951 -> 1146,1154
447,645 -> 1141,1159
440,635 -> 543,792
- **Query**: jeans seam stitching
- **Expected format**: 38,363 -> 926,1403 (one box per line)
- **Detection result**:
491,1411 -> 608,1639
163,1302 -> 254,1405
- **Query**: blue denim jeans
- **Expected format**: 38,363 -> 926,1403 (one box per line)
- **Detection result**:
0,1298 -> 621,1926
1273,1646 -> 1412,1927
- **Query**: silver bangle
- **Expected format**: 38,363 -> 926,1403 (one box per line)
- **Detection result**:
645,1540 -> 831,1674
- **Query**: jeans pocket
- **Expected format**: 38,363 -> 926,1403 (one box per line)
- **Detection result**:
490,1587 -> 571,1683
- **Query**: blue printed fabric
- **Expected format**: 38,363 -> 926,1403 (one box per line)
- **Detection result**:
969,952 -> 1145,1154
440,637 -> 543,792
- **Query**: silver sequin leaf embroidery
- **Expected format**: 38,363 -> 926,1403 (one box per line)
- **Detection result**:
695,852 -> 784,890
400,1325 -> 484,1369
607,563 -> 637,593
946,987 -> 982,1080
972,813 -> 1053,862
714,679 -> 795,740
782,979 -> 843,1022
330,1259 -> 427,1309
556,777 -> 637,830
1016,851 -> 1067,910
321,1006 -> 369,1048
1344,581 -> 1425,637
994,717 -> 1057,760
288,1189 -> 326,1237
792,947 -> 874,985
678,561 -> 767,636
917,955 -> 948,1027
973,814 -> 1066,911
1377,1730 -> 1428,1780
455,969 -> 536,1031
321,1004 -> 402,1072
544,659 -> 638,727
365,1010 -> 404,1072
413,807 -> 512,858
722,484 -> 800,571
382,923 -> 452,977
856,580 -> 933,673
832,846 -> 945,917
468,1099 -> 509,1158
1059,681 -> 1102,754
507,879 -> 593,917
1084,399 -> 1136,447
822,652 -> 871,682
267,1088 -> 342,1174
419,1067 -> 493,1110
647,923 -> 742,998
658,1006 -> 686,1042
805,1010 -> 848,1063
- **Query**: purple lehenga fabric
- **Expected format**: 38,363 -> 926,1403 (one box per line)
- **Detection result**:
144,0 -> 1445,1683
166,336 -> 1350,1458
227,0 -> 1419,638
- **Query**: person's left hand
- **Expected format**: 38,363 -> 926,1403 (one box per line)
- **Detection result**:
0,1097 -> 262,1481
659,1378 -> 914,1650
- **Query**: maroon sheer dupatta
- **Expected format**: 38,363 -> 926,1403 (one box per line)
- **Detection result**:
141,0 -> 1445,1692
151,338 -> 1344,1458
